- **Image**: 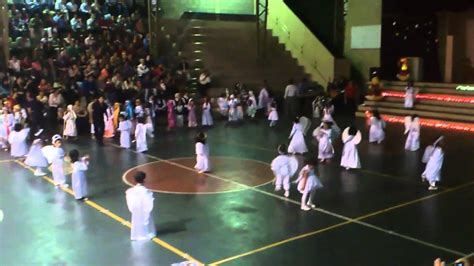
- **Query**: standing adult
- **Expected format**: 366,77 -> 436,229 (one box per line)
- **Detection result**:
26,92 -> 44,138
126,171 -> 156,241
284,79 -> 298,117
92,95 -> 107,146
47,84 -> 65,135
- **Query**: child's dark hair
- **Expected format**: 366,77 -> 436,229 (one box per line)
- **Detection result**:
304,158 -> 318,167
372,110 -> 381,120
69,149 -> 80,163
13,123 -> 22,132
294,117 -> 300,123
119,114 -> 126,120
348,126 -> 358,136
137,117 -> 146,124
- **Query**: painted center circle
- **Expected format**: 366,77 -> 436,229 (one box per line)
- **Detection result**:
122,157 -> 274,194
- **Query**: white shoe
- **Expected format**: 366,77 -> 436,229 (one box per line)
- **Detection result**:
34,129 -> 44,137
61,184 -> 69,188
428,186 -> 438,190
34,171 -> 46,176
307,203 -> 316,208
274,186 -> 281,192
345,167 -> 350,170
284,191 -> 289,198
301,205 -> 311,211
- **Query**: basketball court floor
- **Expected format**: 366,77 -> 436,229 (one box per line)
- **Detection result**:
1,114 -> 473,265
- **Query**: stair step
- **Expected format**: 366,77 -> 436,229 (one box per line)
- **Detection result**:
384,96 -> 474,108
361,101 -> 474,115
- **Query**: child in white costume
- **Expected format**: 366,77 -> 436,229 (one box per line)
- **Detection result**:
295,160 -> 323,211
118,114 -> 132,149
69,149 -> 89,200
202,98 -> 213,126
247,91 -> 258,118
43,134 -> 69,188
404,115 -> 420,151
315,121 -> 335,162
0,108 -> 14,149
268,101 -> 278,127
288,118 -> 308,154
404,81 -> 417,109
194,132 -> 210,173
340,126 -> 361,170
135,117 -> 148,153
8,123 -> 30,157
368,110 -> 385,144
227,95 -> 240,122
126,171 -> 156,241
217,93 -> 229,117
63,104 -> 77,139
422,136 -> 444,190
25,138 -> 48,176
271,144 -> 298,198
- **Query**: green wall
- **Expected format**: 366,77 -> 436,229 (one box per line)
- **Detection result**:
267,0 -> 335,86
160,0 -> 255,19
343,0 -> 382,84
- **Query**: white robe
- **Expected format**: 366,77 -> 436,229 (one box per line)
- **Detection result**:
8,128 -> 30,157
0,114 -> 14,147
295,166 -> 323,193
317,128 -> 334,160
369,117 -> 385,143
228,99 -> 240,121
271,155 -> 292,191
217,97 -> 228,116
202,102 -> 213,126
247,96 -> 257,118
135,123 -> 148,153
288,123 -> 307,154
25,142 -> 48,167
126,184 -> 156,241
194,142 -> 210,172
50,147 -> 67,185
404,87 -> 416,108
341,136 -> 361,169
118,120 -> 132,148
258,88 -> 269,110
72,160 -> 88,199
63,111 -> 77,137
422,147 -> 443,185
405,124 -> 420,151
268,107 -> 278,121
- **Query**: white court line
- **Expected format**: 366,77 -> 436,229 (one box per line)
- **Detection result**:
110,143 -> 469,257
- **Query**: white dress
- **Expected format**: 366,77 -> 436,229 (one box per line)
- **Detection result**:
247,96 -> 257,118
72,159 -> 88,199
268,107 -> 278,121
194,142 -> 210,172
258,88 -> 270,109
369,117 -> 385,143
295,166 -> 323,193
288,123 -> 307,154
405,124 -> 420,151
317,128 -> 334,160
0,114 -> 14,147
340,135 -> 361,169
228,99 -> 239,121
8,128 -> 30,157
135,123 -> 148,153
50,147 -> 67,185
217,97 -> 228,116
118,120 -> 132,148
126,184 -> 156,241
202,102 -> 213,126
25,141 -> 48,167
422,147 -> 444,185
271,154 -> 292,191
404,86 -> 415,108
63,111 -> 77,137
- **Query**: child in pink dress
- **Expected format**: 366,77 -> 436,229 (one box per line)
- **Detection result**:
187,99 -> 198,128
166,100 -> 176,131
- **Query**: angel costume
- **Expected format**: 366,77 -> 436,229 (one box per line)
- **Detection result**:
271,151 -> 296,197
341,134 -> 361,170
268,107 -> 279,127
217,96 -> 229,117
8,127 -> 30,157
144,108 -> 154,138
422,146 -> 444,189
0,111 -> 14,149
405,117 -> 420,151
135,122 -> 148,153
404,86 -> 416,108
166,100 -> 176,130
228,97 -> 240,122
316,127 -> 334,161
295,165 -> 323,210
247,92 -> 258,118
126,184 -> 156,241
104,106 -> 115,138
72,158 -> 89,199
118,119 -> 132,148
258,87 -> 270,110
48,145 -> 67,186
202,102 -> 213,126
194,141 -> 210,173
288,122 -> 308,154
63,105 -> 77,138
187,100 -> 198,128
25,139 -> 48,176
369,117 -> 385,144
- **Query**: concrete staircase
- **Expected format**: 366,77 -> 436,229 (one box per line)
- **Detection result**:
159,18 -> 309,96
356,81 -> 474,123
